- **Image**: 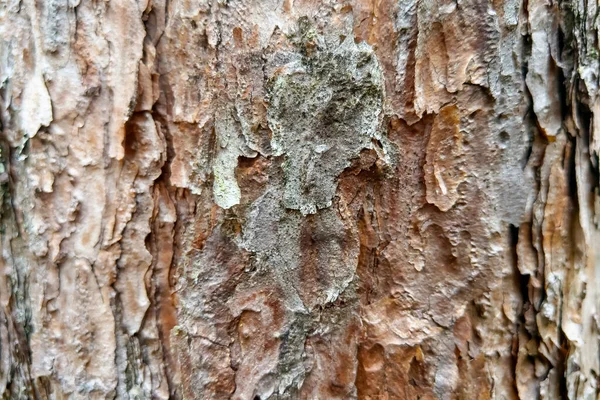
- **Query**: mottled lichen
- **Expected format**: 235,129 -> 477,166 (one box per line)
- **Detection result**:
266,18 -> 387,214
212,107 -> 257,209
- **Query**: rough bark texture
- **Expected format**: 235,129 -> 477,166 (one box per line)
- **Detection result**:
1,0 -> 599,399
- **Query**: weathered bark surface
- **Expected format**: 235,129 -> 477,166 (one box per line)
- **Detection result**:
1,0 -> 599,399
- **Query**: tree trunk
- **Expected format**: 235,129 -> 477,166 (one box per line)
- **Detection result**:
1,0 -> 599,398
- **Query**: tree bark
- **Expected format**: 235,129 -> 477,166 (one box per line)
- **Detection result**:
1,0 -> 599,399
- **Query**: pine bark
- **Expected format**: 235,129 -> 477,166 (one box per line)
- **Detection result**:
1,0 -> 599,399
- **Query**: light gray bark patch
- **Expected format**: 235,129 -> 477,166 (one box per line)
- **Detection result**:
213,106 -> 257,208
266,19 -> 386,215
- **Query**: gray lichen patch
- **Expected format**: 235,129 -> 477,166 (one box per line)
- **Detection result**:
212,106 -> 257,209
0,146 -> 8,222
266,19 -> 386,215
